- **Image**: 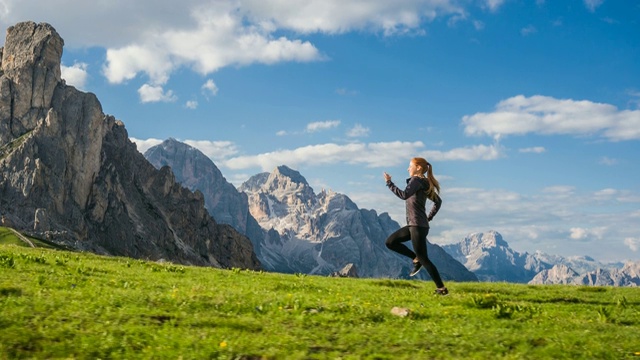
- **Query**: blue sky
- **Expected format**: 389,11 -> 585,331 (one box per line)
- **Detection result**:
2,0 -> 639,262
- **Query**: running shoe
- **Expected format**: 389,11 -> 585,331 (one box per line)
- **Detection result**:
409,261 -> 422,277
434,287 -> 449,296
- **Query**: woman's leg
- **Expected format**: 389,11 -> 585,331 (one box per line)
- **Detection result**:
410,226 -> 445,288
385,226 -> 416,260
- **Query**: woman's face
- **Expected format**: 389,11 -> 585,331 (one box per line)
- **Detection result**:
408,161 -> 421,176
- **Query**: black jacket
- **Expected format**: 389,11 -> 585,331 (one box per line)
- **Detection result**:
386,176 -> 442,228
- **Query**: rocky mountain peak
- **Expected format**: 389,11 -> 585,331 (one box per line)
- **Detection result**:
465,230 -> 509,249
0,21 -> 259,270
1,21 -> 64,144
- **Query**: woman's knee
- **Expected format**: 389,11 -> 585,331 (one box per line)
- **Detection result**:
385,237 -> 395,249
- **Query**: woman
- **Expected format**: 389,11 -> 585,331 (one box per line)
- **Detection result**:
383,157 -> 448,295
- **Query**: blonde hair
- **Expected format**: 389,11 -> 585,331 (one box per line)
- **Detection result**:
411,157 -> 440,201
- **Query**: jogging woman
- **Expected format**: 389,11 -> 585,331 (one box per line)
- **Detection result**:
383,157 -> 448,295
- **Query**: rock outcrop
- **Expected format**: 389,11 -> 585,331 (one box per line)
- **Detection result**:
0,21 -> 260,270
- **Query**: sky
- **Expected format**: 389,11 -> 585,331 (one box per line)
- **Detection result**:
2,0 -> 639,262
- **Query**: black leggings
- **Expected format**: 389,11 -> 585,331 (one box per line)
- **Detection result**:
385,226 -> 445,288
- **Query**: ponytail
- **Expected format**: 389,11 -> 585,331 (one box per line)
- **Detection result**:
424,161 -> 440,202
411,157 -> 440,201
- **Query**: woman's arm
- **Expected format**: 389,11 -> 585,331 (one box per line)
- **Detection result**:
427,193 -> 442,221
387,177 -> 422,200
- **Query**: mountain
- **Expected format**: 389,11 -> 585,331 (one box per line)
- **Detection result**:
442,231 -> 551,283
144,138 -> 293,272
0,21 -> 259,270
530,262 -> 640,287
239,165 -> 477,280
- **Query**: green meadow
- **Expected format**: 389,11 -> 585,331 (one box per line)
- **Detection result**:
1,227 -> 639,359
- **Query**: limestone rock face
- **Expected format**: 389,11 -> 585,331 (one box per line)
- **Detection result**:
0,21 -> 260,270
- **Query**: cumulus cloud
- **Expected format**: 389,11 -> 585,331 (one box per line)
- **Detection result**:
240,0 -> 465,35
202,79 -> 219,97
184,140 -> 240,162
220,141 -> 423,170
61,62 -> 89,90
583,0 -> 604,12
1,0 -> 472,93
598,156 -> 618,166
130,137 -> 163,153
185,100 -> 198,109
306,120 -> 341,133
138,84 -> 177,103
483,0 -> 506,12
625,237 -> 639,252
217,141 -> 502,171
519,147 -> 545,153
521,25 -> 537,36
335,88 -> 358,96
462,95 -> 640,141
346,124 -> 370,138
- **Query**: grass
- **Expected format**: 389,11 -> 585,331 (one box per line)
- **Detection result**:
1,228 -> 639,359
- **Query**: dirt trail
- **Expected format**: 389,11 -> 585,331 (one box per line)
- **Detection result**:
8,228 -> 35,247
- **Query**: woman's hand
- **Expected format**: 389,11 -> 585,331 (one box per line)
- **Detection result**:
383,172 -> 392,182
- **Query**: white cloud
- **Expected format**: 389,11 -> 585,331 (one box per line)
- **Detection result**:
202,79 -> 219,97
335,88 -> 358,96
130,137 -> 163,154
218,140 -> 502,171
521,25 -> 537,36
185,100 -> 198,109
1,1 -> 471,93
184,139 -> 240,162
347,124 -> 370,138
583,0 -> 604,12
570,227 -> 588,240
104,44 -> 173,85
276,130 -> 288,136
483,0 -> 506,12
61,62 -> 89,90
462,95 -> 640,141
306,120 -> 340,133
424,143 -> 504,161
138,84 -> 178,103
519,146 -> 545,153
598,156 -> 618,166
624,237 -> 639,252
240,0 -> 465,35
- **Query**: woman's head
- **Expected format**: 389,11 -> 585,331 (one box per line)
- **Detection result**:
410,157 -> 429,176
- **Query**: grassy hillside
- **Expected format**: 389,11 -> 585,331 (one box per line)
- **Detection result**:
1,229 -> 639,359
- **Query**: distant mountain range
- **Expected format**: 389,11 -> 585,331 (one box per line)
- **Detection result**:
442,230 -> 639,287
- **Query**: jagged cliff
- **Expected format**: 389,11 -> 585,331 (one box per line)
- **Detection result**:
0,21 -> 260,270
